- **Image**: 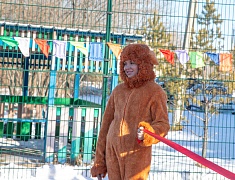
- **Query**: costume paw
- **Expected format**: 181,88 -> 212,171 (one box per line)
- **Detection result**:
90,164 -> 107,178
138,121 -> 159,146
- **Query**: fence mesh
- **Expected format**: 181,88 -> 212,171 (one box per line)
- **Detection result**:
0,0 -> 235,179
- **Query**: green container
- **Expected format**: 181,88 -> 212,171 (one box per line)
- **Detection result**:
35,123 -> 41,139
68,126 -> 72,143
17,122 -> 31,141
16,122 -> 21,138
6,122 -> 13,138
55,123 -> 60,137
0,121 -> 3,137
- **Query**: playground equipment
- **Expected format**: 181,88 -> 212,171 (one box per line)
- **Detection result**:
0,22 -> 142,164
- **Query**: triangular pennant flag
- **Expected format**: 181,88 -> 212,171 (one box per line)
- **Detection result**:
189,52 -> 205,68
89,42 -> 103,61
34,39 -> 50,58
174,50 -> 189,65
70,41 -> 88,56
206,52 -> 219,65
159,49 -> 175,65
219,53 -> 232,72
53,40 -> 67,59
14,37 -> 30,57
0,36 -> 19,47
107,42 -> 122,59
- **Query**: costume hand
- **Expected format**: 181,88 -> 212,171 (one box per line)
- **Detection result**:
137,127 -> 144,140
90,164 -> 107,178
97,174 -> 104,180
138,121 -> 158,146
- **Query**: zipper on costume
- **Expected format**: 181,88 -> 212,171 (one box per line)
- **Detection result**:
120,89 -> 134,180
121,89 -> 134,131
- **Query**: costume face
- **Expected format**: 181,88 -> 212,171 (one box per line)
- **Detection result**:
123,60 -> 138,78
120,44 -> 158,88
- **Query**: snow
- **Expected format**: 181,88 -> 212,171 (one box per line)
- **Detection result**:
0,110 -> 234,180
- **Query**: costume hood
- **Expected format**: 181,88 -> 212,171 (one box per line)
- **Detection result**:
120,44 -> 158,88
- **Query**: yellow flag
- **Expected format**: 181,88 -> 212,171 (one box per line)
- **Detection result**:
107,42 -> 122,59
70,41 -> 88,56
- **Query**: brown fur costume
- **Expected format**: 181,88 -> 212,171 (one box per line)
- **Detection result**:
91,44 -> 170,180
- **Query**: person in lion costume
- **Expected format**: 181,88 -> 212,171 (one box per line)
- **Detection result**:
91,44 -> 170,180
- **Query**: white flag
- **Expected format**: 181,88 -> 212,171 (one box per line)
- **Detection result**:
14,37 -> 30,57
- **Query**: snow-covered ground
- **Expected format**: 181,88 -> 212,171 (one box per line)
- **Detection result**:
0,109 -> 234,179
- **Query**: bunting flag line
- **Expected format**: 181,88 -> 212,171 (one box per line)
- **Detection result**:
89,42 -> 103,61
34,39 -> 50,58
0,36 -> 19,47
107,42 -> 122,59
159,49 -> 175,65
14,37 -> 30,57
0,36 -> 234,72
70,41 -> 88,57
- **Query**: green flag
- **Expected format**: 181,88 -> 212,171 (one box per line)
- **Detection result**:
189,52 -> 205,68
0,36 -> 19,47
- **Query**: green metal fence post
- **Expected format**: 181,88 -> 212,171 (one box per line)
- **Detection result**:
101,0 -> 112,116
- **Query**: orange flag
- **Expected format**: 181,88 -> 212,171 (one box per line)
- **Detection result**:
107,42 -> 122,59
159,49 -> 175,65
34,39 -> 50,58
219,53 -> 232,72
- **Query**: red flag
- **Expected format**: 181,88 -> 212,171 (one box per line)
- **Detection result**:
159,49 -> 175,65
34,39 -> 50,58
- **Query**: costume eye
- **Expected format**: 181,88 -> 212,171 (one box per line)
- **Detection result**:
130,61 -> 135,64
